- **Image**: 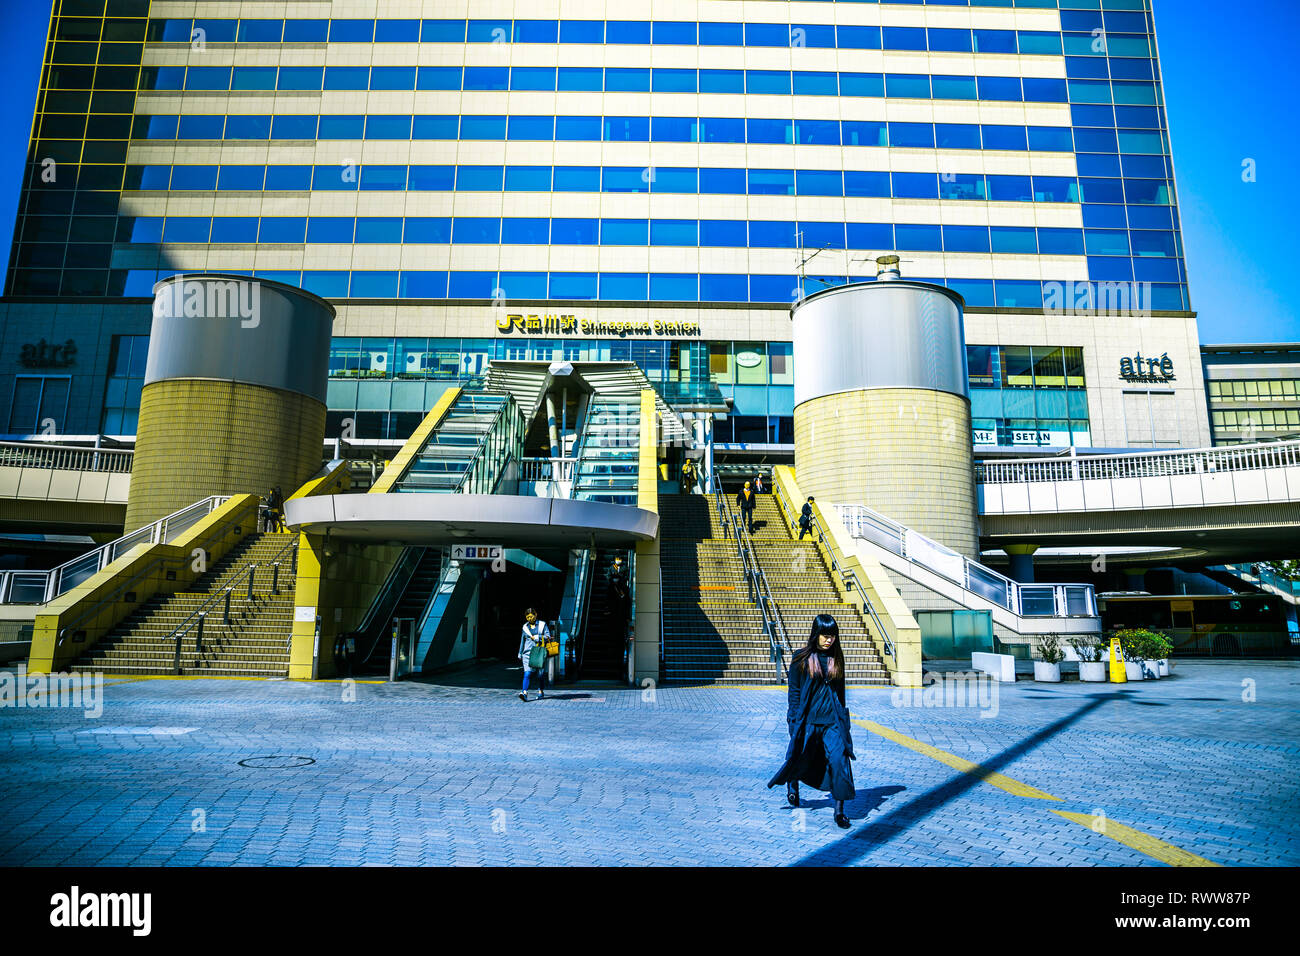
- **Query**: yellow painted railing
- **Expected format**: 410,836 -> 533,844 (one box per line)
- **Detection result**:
28,494 -> 261,674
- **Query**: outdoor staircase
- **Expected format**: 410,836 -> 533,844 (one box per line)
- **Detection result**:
745,496 -> 891,685
355,547 -> 445,676
68,531 -> 297,677
657,494 -> 774,683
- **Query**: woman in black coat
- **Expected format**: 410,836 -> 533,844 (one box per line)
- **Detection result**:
768,614 -> 855,828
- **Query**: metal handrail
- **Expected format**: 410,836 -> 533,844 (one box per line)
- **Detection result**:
773,481 -> 896,662
976,437 -> 1300,485
574,549 -> 598,678
54,500 -> 252,648
0,440 -> 133,473
712,467 -> 785,683
834,501 -> 1098,619
1,495 -> 231,605
162,534 -> 300,674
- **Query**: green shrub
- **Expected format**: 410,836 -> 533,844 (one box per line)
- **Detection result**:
1068,634 -> 1106,662
1037,634 -> 1065,665
1114,628 -> 1172,661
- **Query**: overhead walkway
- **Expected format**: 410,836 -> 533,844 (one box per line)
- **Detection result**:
285,377 -> 663,681
977,439 -> 1300,560
0,440 -> 131,534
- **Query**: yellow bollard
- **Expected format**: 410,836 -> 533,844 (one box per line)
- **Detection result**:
1109,637 -> 1127,683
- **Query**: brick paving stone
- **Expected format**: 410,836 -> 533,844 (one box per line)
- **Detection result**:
0,661 -> 1295,865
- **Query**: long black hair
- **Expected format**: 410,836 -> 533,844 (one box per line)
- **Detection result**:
791,614 -> 844,681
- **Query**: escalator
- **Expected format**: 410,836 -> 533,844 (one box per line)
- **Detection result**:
577,549 -> 631,680
572,397 -> 641,504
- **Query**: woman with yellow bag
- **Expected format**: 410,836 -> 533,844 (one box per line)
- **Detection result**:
518,608 -> 553,702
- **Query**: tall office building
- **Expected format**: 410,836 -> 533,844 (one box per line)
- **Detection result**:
2,0 -> 1210,460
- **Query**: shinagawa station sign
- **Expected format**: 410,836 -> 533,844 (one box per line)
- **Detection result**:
496,313 -> 701,337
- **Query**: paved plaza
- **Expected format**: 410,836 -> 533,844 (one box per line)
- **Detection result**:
0,660 -> 1296,866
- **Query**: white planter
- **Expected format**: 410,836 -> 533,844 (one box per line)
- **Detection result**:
1124,660 -> 1146,681
1142,660 -> 1161,679
1079,661 -> 1107,682
1156,659 -> 1170,677
1034,661 -> 1062,683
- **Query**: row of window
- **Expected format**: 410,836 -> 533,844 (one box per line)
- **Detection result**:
139,17 -> 1143,55
112,268 -> 1189,310
1210,410 -> 1300,430
116,114 -> 1156,154
121,214 -> 1181,259
122,64 -> 1163,107
120,112 -> 1171,151
111,163 -> 1171,204
1207,379 -> 1300,402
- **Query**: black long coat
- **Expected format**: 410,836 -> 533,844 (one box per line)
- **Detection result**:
767,653 -> 856,790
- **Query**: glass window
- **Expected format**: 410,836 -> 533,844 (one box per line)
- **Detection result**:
210,216 -> 258,243
360,165 -> 407,191
844,171 -> 891,198
265,165 -> 312,190
847,223 -> 892,249
747,118 -> 791,144
509,67 -> 556,91
699,22 -> 742,46
216,165 -> 263,190
459,115 -> 505,140
699,69 -> 744,94
307,217 -> 354,243
943,225 -> 990,253
883,26 -> 926,50
455,166 -> 502,190
549,272 -> 597,299
602,167 -> 649,193
270,115 -> 316,139
978,76 -> 1023,101
896,224 -> 942,251
988,175 -> 1034,202
795,119 -> 839,145
551,219 -> 598,245
318,115 -> 364,139
700,117 -> 743,144
283,19 -> 328,41
928,27 -> 972,52
417,67 -> 462,90
224,114 -> 270,140
552,166 -> 599,192
463,67 -> 508,91
605,68 -> 650,92
709,343 -> 734,385
452,217 -> 500,244
700,168 -> 746,194
370,66 -> 416,91
839,72 -> 884,97
650,220 -> 697,246
599,273 -> 647,300
557,67 -> 602,91
232,66 -> 276,90
606,21 -> 650,44
355,217 -> 403,243
504,166 -> 550,191
747,169 -> 794,196
559,21 -> 603,43
890,122 -> 935,148
649,274 -> 697,301
982,125 -> 1027,151
259,217 -> 306,243
735,343 -> 767,385
700,274 -> 748,302
177,115 -> 224,139
513,19 -> 557,43
932,75 -> 978,100
604,116 -> 649,141
404,217 -> 451,243
501,218 -> 548,244
600,219 -> 648,245
793,72 -> 837,96
413,115 -> 458,139
652,69 -> 696,93
554,116 -> 600,140
886,73 -> 931,99
700,220 -> 746,247
749,221 -> 796,248
746,70 -> 791,95
892,172 -> 938,199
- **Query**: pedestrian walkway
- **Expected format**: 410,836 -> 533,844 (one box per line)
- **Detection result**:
0,662 -> 1294,866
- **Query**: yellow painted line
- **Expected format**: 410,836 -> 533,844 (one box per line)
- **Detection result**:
695,585 -> 737,591
850,716 -> 1062,801
1051,810 -> 1221,867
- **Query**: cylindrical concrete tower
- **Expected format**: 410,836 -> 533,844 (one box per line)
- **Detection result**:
792,260 -> 978,557
124,274 -> 334,530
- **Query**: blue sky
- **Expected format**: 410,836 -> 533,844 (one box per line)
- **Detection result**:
0,0 -> 1295,344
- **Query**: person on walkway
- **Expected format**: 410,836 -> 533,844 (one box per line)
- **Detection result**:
799,496 -> 815,540
768,614 -> 855,828
736,481 -> 757,534
518,608 -> 551,702
753,473 -> 765,495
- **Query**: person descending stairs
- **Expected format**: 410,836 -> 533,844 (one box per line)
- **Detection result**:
742,494 -> 891,685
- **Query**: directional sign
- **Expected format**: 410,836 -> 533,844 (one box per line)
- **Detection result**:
451,544 -> 503,562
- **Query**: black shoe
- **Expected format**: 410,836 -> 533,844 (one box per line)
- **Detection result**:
834,800 -> 850,828
518,692 -> 528,702
786,783 -> 800,807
